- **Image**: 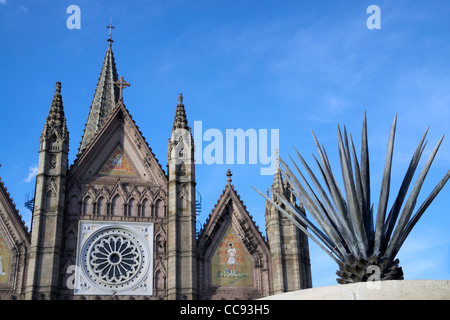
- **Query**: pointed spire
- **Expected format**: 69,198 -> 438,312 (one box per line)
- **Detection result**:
273,149 -> 284,196
79,40 -> 120,154
41,82 -> 68,143
172,93 -> 190,131
271,149 -> 297,205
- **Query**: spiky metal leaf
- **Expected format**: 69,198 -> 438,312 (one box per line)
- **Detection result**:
254,114 -> 450,284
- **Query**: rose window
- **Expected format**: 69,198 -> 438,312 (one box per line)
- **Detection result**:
89,234 -> 141,284
78,225 -> 152,294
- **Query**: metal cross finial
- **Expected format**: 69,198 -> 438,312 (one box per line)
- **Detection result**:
114,76 -> 130,103
106,18 -> 115,42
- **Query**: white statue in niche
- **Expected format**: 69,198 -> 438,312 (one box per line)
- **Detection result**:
0,255 -> 6,276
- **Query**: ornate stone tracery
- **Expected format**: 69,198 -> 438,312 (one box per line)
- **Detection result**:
75,222 -> 153,296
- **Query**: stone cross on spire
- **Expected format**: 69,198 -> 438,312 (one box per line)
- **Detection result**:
114,76 -> 130,104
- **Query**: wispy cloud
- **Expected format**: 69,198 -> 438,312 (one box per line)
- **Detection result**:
24,166 -> 38,183
0,0 -> 7,5
396,225 -> 450,280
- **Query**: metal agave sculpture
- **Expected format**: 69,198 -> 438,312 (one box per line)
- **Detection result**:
254,113 -> 450,284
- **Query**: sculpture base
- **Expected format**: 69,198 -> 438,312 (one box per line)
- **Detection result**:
259,280 -> 449,300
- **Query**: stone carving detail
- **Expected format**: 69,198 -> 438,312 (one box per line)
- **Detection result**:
46,178 -> 57,198
179,183 -> 188,200
68,183 -> 167,218
49,154 -> 57,169
179,162 -> 186,176
82,225 -> 92,235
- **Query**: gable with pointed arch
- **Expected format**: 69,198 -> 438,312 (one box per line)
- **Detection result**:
197,182 -> 272,299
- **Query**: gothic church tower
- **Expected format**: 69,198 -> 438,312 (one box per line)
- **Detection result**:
166,94 -> 197,300
265,159 -> 312,294
25,82 -> 69,300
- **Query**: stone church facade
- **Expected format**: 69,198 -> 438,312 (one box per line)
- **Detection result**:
0,39 -> 312,300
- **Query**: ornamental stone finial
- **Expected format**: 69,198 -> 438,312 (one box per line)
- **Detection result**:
275,148 -> 280,170
55,82 -> 61,94
226,169 -> 232,184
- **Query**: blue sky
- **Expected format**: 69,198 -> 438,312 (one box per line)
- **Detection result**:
0,0 -> 449,288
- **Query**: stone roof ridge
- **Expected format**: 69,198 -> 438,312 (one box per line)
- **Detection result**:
71,102 -> 167,179
0,176 -> 30,237
197,170 -> 265,242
